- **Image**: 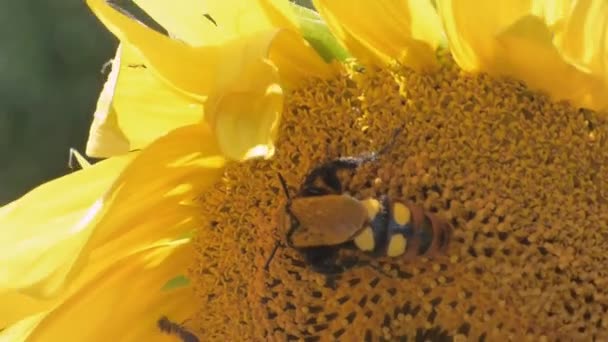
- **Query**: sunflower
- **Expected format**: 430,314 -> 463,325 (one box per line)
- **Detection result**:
2,0 -> 608,341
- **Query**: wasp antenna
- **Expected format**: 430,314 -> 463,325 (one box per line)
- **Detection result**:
277,173 -> 292,201
357,125 -> 405,164
377,125 -> 405,156
263,241 -> 282,271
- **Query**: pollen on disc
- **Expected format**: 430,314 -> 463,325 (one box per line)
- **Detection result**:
353,226 -> 375,251
392,202 -> 411,225
190,45 -> 608,340
387,234 -> 407,257
360,198 -> 382,220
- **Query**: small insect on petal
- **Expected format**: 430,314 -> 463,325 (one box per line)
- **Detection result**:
157,316 -> 200,342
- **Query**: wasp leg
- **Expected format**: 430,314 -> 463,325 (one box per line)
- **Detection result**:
337,254 -> 394,278
302,246 -> 347,275
311,252 -> 364,276
305,249 -> 394,280
311,263 -> 347,276
263,241 -> 282,271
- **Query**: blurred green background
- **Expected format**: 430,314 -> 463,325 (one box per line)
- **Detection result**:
0,2 -> 116,204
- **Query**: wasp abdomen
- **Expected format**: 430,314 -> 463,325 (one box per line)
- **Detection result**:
416,215 -> 434,255
405,203 -> 452,259
353,198 -> 452,260
354,197 -> 389,253
385,201 -> 418,257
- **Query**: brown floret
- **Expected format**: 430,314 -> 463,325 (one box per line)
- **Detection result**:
189,52 -> 608,341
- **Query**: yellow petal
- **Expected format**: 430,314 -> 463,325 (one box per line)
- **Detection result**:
86,123 -> 226,251
87,0 -> 288,101
206,70 -> 283,160
87,0 -> 331,158
3,240 -> 197,342
0,123 -> 225,300
530,0 -> 572,29
496,15 -> 606,110
268,29 -> 340,88
86,43 -> 203,158
437,0 -> 608,110
206,0 -> 337,83
98,0 -> 335,90
131,0 -> 222,46
0,154 -> 135,298
0,291 -> 54,330
72,123 -> 226,305
314,0 -> 444,70
87,0 -> 225,101
86,47 -> 130,157
553,0 -> 606,73
206,0 -> 299,34
0,311 -> 47,342
552,0 -> 608,110
134,0 -> 297,47
436,0 -> 532,71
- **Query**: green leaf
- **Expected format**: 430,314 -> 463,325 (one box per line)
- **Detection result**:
289,3 -> 350,62
161,274 -> 190,291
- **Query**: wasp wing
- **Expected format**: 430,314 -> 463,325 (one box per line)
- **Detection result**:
289,195 -> 368,248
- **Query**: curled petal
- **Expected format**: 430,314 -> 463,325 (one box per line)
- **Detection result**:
553,0 -> 607,75
205,59 -> 283,161
89,0 -> 335,93
86,0 -> 335,158
87,0 -> 223,101
552,0 -> 608,110
314,0 -> 444,70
